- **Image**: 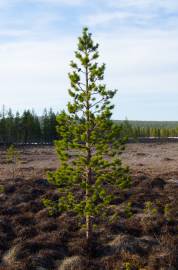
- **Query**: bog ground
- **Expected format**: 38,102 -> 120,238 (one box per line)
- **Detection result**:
0,143 -> 177,270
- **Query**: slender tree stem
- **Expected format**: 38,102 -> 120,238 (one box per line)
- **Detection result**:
85,52 -> 93,244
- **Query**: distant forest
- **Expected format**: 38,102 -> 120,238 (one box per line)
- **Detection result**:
119,120 -> 178,138
0,107 -> 58,144
0,107 -> 178,144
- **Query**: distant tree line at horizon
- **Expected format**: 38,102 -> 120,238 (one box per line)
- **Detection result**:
0,107 -> 178,144
0,107 -> 58,144
120,119 -> 178,138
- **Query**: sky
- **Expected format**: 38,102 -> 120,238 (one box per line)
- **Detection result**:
0,0 -> 178,120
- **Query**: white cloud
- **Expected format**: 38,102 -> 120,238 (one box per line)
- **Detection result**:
0,29 -> 29,38
97,29 -> 178,95
83,0 -> 178,27
0,10 -> 63,40
0,38 -> 76,112
0,0 -> 86,9
84,11 -> 155,26
0,0 -> 177,119
35,0 -> 85,5
108,0 -> 178,12
0,27 -> 177,117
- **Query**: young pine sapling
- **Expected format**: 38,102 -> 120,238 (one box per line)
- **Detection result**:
45,27 -> 130,245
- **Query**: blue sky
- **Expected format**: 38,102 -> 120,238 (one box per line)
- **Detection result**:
0,0 -> 178,120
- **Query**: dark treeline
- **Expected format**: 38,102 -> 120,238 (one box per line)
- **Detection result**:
1,107 -> 178,145
120,120 -> 178,138
0,106 -> 58,144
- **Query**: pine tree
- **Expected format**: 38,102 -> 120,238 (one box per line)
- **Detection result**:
43,28 -> 131,244
14,112 -> 21,143
48,108 -> 58,142
6,109 -> 14,144
47,27 -> 130,243
0,105 -> 7,143
42,109 -> 50,143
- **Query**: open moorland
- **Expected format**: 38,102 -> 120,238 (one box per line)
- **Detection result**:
0,143 -> 177,270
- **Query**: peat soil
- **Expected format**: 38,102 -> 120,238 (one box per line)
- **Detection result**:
0,144 -> 177,270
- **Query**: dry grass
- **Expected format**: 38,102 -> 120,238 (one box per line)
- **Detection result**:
0,145 -> 177,270
58,256 -> 87,270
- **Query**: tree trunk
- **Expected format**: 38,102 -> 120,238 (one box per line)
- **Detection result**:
85,53 -> 93,248
86,214 -> 92,242
86,165 -> 93,247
